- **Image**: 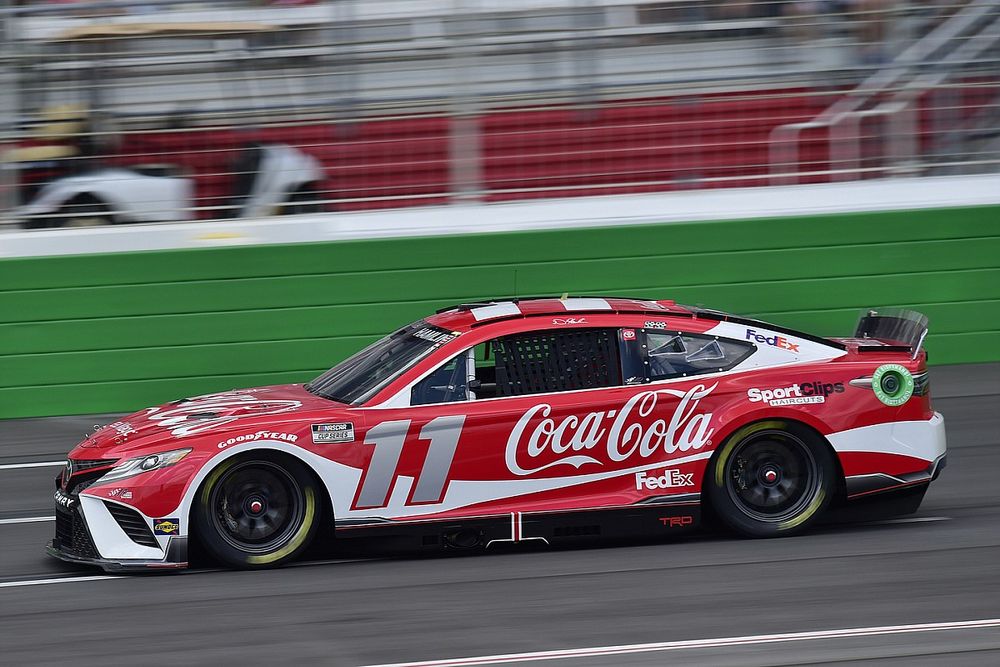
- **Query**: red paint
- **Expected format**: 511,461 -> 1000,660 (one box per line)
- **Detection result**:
70,298 -> 940,530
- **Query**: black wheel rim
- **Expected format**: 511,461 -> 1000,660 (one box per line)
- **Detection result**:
725,430 -> 820,523
209,461 -> 305,554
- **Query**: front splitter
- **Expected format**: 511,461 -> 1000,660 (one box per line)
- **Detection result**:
46,538 -> 188,573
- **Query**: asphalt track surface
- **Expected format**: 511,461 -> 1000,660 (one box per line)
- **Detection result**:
1,364 -> 997,666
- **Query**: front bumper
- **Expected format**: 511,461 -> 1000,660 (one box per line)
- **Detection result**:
47,493 -> 188,573
46,538 -> 188,572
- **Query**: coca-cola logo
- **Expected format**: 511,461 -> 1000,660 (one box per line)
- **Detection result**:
145,393 -> 302,437
505,384 -> 716,476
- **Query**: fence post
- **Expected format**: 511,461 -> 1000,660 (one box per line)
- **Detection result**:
0,0 -> 19,224
447,1 -> 483,204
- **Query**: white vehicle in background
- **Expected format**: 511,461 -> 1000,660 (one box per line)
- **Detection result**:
18,143 -> 324,228
9,21 -> 327,229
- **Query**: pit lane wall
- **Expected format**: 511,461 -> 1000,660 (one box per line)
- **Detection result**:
1,175 -> 998,418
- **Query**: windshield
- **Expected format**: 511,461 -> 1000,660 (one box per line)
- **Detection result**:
306,322 -> 456,405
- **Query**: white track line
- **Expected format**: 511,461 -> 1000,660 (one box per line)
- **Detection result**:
0,575 -> 118,589
0,516 -> 54,525
364,618 -> 1000,667
0,461 -> 65,470
872,516 -> 951,524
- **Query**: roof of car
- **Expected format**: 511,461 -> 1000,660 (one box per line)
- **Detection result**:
425,296 -> 697,331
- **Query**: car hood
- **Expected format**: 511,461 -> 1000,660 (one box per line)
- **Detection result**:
70,384 -> 342,458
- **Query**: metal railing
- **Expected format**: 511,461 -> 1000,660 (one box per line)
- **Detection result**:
769,0 -> 1000,183
0,0 -> 997,228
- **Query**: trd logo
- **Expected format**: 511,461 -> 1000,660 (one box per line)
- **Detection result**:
635,469 -> 694,490
745,329 -> 800,353
659,516 -> 694,527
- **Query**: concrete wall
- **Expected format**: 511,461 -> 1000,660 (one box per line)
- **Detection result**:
1,203 -> 997,418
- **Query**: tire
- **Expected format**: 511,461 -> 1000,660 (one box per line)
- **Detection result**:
706,420 -> 835,537
22,194 -> 115,229
194,453 -> 321,568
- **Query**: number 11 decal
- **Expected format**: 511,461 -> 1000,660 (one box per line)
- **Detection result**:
354,415 -> 466,510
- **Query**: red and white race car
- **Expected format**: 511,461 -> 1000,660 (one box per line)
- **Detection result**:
49,297 -> 946,571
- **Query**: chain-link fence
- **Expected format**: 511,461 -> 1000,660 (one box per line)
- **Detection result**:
1,0 -> 997,228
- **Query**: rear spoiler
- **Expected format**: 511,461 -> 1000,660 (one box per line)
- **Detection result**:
854,308 -> 929,359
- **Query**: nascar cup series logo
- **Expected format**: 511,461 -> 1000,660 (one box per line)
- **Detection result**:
505,384 -> 716,476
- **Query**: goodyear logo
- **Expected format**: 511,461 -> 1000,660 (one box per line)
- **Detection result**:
153,518 -> 180,535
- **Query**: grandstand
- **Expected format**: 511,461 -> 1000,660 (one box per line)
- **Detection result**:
1,0 -> 997,224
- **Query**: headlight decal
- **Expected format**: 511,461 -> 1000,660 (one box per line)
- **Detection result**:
97,448 -> 192,484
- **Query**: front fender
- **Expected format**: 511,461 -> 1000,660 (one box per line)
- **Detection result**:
81,441 -> 347,542
19,170 -> 190,222
17,179 -> 91,217
171,441 -> 354,539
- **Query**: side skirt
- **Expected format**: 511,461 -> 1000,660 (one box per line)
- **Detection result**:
333,498 -> 701,551
843,454 -> 945,500
824,482 -> 930,525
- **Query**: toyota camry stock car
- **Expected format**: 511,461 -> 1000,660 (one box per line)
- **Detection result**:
48,297 -> 946,571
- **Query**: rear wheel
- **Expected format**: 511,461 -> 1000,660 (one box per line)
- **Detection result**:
706,421 -> 835,537
194,454 -> 320,568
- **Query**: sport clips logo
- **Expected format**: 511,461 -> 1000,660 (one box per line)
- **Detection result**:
747,381 -> 844,406
745,329 -> 800,352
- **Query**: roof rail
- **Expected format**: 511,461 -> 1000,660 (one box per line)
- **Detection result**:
690,308 -> 847,350
435,294 -> 667,314
435,296 -> 556,314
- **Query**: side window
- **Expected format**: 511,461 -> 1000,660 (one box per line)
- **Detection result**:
410,352 -> 471,406
492,328 -> 622,397
409,328 -> 627,405
646,331 -> 753,380
471,341 -> 498,400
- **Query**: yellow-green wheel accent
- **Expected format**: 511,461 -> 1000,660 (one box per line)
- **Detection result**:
194,453 -> 320,569
707,421 -> 835,538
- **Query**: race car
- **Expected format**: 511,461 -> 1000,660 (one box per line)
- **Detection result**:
48,297 -> 946,571
16,143 -> 324,228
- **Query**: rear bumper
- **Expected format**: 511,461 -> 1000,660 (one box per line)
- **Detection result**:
890,411 -> 947,464
832,411 -> 946,500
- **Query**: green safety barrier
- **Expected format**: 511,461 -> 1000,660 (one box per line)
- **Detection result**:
1,204 -> 997,418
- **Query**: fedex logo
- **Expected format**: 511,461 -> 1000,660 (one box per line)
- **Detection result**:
635,468 -> 694,491
746,329 -> 800,352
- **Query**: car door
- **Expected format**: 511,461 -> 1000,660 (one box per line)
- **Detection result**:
344,324 -> 749,527
438,325 -> 635,517
346,326 -> 632,523
480,326 -> 740,513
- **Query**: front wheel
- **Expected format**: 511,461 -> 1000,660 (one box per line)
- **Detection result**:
194,454 -> 320,568
706,421 -> 835,537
